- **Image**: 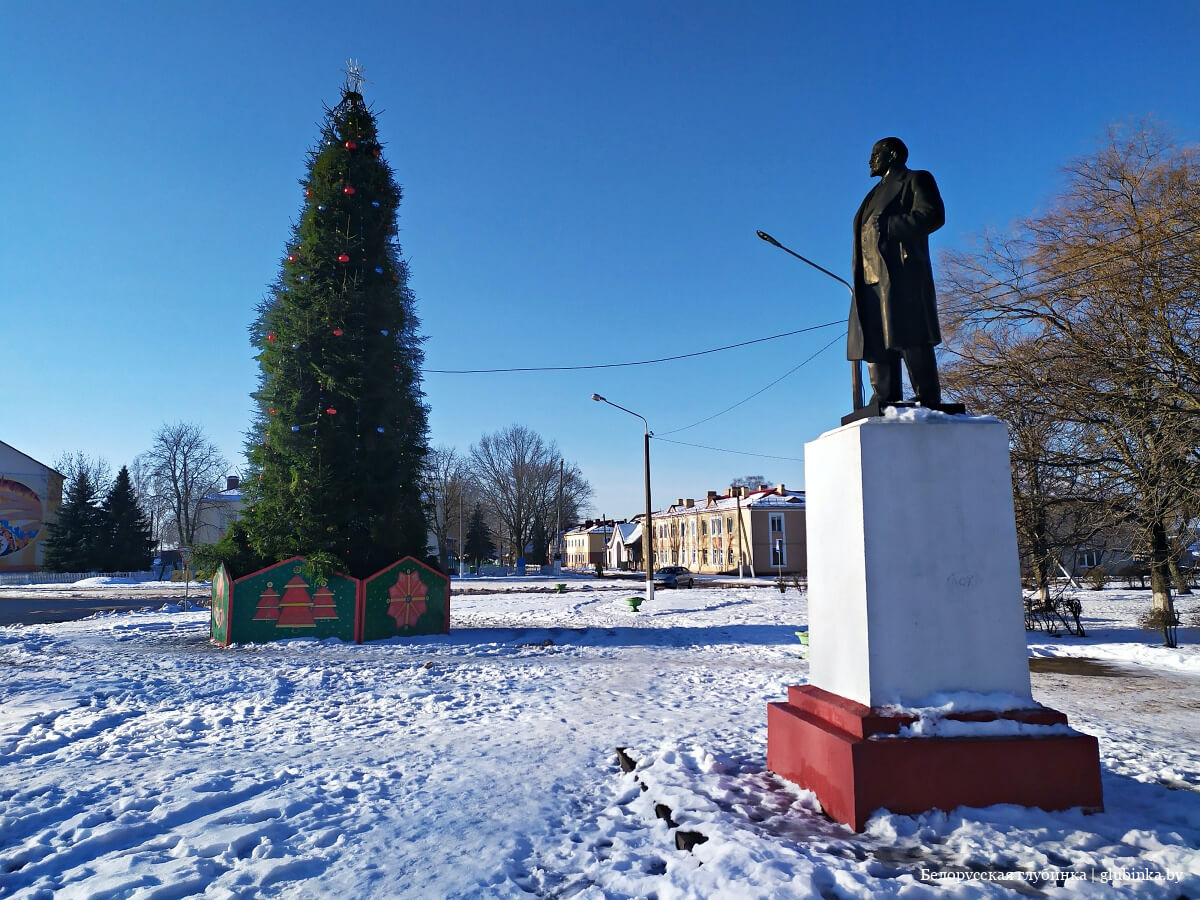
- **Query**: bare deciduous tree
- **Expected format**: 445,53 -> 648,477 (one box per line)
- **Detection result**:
144,422 -> 228,546
469,425 -> 592,566
53,452 -> 112,498
421,445 -> 472,573
729,475 -> 770,491
128,453 -> 173,548
941,120 -> 1200,646
942,333 -> 1107,631
534,460 -> 590,563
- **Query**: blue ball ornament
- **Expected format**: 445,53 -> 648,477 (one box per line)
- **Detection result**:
371,201 -> 380,207
377,426 -> 385,433
380,329 -> 389,336
291,425 -> 300,432
375,267 -> 384,274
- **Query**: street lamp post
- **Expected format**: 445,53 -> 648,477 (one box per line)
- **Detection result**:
591,393 -> 655,605
756,229 -> 865,410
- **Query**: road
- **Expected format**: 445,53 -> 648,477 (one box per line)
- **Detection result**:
0,583 -> 202,626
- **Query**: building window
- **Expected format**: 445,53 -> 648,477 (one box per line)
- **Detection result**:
711,516 -> 722,536
1076,549 -> 1101,570
700,519 -> 707,536
771,538 -> 786,568
714,547 -> 724,567
769,513 -> 784,533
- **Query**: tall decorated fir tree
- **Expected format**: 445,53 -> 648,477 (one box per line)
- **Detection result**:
243,66 -> 429,578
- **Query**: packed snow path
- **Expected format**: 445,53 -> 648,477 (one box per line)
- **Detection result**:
1,584 -> 1198,897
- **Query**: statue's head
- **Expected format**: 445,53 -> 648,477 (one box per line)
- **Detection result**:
869,137 -> 909,176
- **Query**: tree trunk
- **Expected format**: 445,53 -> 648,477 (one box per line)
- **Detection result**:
1170,557 -> 1192,595
1031,554 -> 1051,606
1149,519 -> 1178,648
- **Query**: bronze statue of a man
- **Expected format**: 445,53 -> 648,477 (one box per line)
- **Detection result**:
848,137 -> 945,407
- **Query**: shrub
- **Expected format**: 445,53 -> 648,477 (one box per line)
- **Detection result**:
1084,567 -> 1109,590
1138,606 -> 1181,631
189,521 -> 268,581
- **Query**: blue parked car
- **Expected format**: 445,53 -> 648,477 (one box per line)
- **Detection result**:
654,566 -> 695,589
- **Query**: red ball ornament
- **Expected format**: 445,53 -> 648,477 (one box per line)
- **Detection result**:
343,185 -> 356,195
332,328 -> 344,336
326,407 -> 337,415
269,408 -> 277,415
286,255 -> 297,263
345,140 -> 357,149
372,149 -> 380,158
267,332 -> 276,342
305,188 -> 312,197
338,253 -> 350,263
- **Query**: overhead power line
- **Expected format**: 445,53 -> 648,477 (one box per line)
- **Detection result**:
424,320 -> 843,374
652,436 -> 804,462
658,332 -> 845,436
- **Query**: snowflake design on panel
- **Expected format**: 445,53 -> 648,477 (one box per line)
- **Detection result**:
386,570 -> 427,628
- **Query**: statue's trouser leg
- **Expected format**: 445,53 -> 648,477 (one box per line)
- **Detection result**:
901,344 -> 941,406
867,356 -> 904,404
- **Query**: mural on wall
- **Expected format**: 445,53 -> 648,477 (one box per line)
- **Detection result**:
0,477 -> 44,558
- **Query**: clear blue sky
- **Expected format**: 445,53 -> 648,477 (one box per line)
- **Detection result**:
4,1 -> 1198,519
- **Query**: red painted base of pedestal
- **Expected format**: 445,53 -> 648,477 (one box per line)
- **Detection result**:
767,685 -> 1103,831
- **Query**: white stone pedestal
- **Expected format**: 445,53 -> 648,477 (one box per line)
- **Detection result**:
805,413 -> 1032,708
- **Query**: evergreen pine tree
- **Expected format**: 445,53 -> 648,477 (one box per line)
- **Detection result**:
243,67 -> 429,578
529,518 -> 548,566
464,503 -> 495,569
43,471 -> 106,572
101,465 -> 154,571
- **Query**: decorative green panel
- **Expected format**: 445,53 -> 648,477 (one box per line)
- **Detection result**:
361,556 -> 450,641
210,564 -> 232,645
229,557 -> 357,644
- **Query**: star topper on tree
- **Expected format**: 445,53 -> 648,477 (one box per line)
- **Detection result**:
342,58 -> 369,95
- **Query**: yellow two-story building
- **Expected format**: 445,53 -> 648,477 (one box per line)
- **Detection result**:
647,484 -> 806,576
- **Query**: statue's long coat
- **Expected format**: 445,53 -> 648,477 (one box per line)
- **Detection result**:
847,167 -> 945,360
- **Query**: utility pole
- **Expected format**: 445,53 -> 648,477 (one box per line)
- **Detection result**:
592,394 -> 655,604
555,458 -> 564,575
736,489 -> 745,579
757,229 -> 863,410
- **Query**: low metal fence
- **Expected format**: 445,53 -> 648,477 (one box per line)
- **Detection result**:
0,570 -> 155,586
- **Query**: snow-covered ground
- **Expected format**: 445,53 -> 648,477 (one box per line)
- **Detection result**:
1,581 -> 1198,897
